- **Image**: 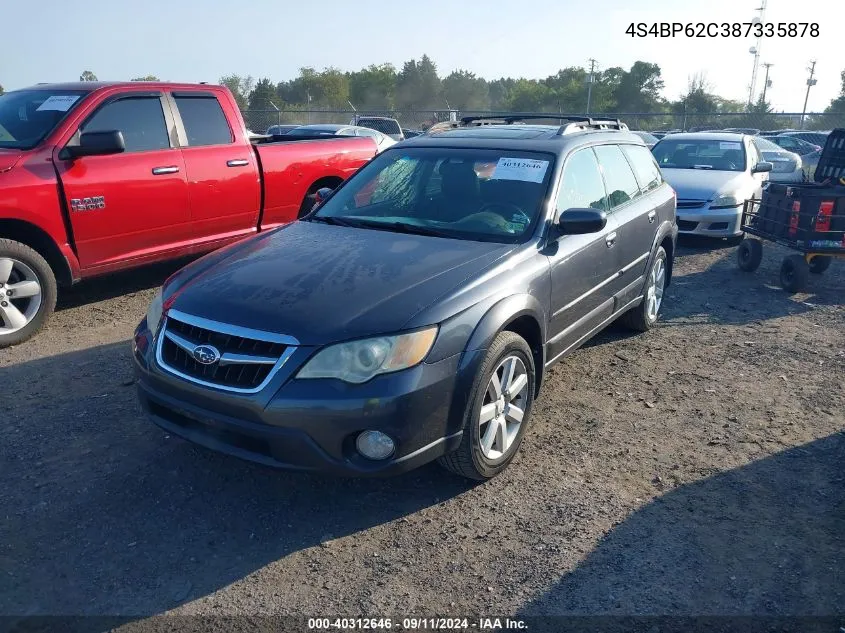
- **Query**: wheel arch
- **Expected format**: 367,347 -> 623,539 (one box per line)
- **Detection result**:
0,218 -> 74,287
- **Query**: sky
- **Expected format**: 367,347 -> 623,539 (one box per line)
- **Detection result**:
1,0 -> 840,112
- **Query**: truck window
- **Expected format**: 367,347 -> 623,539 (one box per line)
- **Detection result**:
81,97 -> 170,153
173,96 -> 233,146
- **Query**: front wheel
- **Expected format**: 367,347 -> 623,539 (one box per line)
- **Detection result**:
438,331 -> 536,481
0,239 -> 58,348
620,246 -> 667,332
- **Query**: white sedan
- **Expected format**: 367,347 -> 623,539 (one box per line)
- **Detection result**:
285,124 -> 397,153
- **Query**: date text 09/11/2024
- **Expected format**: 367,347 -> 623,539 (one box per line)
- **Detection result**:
626,22 -> 819,38
307,618 -> 528,630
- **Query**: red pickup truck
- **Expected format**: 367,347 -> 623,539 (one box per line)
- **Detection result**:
0,82 -> 376,347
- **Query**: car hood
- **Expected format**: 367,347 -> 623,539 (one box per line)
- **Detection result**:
0,149 -> 23,173
661,168 -> 751,201
168,221 -> 512,345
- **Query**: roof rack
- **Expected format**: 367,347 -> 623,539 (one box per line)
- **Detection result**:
459,114 -> 628,134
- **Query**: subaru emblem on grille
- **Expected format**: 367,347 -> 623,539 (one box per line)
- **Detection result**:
192,344 -> 221,365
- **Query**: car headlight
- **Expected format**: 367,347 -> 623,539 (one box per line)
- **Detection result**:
297,326 -> 438,384
146,288 -> 164,336
710,193 -> 743,209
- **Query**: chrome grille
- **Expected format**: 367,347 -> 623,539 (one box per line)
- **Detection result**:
155,309 -> 298,393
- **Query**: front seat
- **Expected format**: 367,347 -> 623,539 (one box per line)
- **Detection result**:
431,161 -> 481,222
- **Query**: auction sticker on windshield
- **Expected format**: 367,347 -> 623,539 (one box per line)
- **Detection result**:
492,157 -> 549,183
719,141 -> 742,150
36,95 -> 80,112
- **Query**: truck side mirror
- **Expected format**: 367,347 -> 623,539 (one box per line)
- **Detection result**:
65,130 -> 126,159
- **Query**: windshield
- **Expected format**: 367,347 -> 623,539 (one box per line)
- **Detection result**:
286,126 -> 341,136
633,131 -> 658,144
754,137 -> 783,152
0,89 -> 88,149
310,147 -> 555,243
652,138 -> 747,172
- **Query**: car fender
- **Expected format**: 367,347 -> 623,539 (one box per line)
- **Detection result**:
640,220 -> 678,294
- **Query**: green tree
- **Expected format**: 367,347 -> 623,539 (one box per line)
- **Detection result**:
0,84 -> 4,96
79,70 -> 98,82
442,70 -> 489,110
131,75 -> 160,81
218,74 -> 254,110
612,61 -> 665,112
506,79 -> 550,111
488,78 -> 516,110
395,55 -> 443,110
348,64 -> 397,109
248,77 -> 279,110
824,70 -> 845,113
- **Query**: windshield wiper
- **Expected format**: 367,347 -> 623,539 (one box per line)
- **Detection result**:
308,215 -> 359,227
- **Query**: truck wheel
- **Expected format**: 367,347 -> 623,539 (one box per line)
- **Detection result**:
737,238 -> 763,272
780,254 -> 809,293
0,239 -> 57,348
438,331 -> 536,481
620,246 -> 667,332
808,255 -> 832,274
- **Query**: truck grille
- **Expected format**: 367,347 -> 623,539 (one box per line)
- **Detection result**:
156,310 -> 297,393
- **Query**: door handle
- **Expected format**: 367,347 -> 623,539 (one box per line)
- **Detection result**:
227,159 -> 249,167
152,166 -> 179,175
648,210 -> 657,223
605,232 -> 617,247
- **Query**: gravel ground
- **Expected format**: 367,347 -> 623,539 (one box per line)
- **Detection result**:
1,239 -> 843,630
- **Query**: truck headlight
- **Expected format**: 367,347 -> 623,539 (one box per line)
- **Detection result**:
297,326 -> 438,384
710,193 -> 743,209
146,288 -> 164,336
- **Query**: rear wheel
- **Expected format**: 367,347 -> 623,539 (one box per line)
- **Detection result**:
0,239 -> 58,348
808,255 -> 832,274
438,331 -> 535,481
620,246 -> 667,332
737,238 -> 763,272
780,254 -> 809,293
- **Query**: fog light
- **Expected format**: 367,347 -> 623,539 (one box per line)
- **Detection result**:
356,430 -> 395,460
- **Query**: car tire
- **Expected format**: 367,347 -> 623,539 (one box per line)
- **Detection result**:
438,331 -> 536,481
808,255 -> 832,274
0,239 -> 58,349
737,238 -> 763,272
620,246 -> 667,332
780,254 -> 809,293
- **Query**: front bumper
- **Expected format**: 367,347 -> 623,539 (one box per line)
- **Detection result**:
676,206 -> 743,237
133,321 -> 471,476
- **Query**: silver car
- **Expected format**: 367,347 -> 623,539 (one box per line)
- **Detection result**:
751,136 -> 804,183
652,133 -> 772,238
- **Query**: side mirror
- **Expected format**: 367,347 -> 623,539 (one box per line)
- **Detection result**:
752,161 -> 773,174
558,208 -> 608,235
314,187 -> 335,205
65,130 -> 126,159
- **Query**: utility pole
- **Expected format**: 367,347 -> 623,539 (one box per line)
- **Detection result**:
800,60 -> 817,129
585,58 -> 597,115
747,0 -> 767,107
760,63 -> 773,105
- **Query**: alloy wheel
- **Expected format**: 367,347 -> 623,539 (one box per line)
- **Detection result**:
646,256 -> 666,322
478,355 -> 529,460
0,258 -> 43,335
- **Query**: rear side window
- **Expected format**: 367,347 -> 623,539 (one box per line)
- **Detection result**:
82,97 -> 169,153
174,96 -> 232,146
594,145 -> 641,209
621,144 -> 663,193
556,148 -> 607,216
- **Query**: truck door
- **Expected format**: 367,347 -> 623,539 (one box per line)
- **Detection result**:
168,92 -> 261,244
55,92 -> 191,269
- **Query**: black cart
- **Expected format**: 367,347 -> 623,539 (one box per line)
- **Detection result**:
737,128 -> 845,293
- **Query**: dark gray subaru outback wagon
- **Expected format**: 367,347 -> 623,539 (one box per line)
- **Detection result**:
133,115 -> 677,480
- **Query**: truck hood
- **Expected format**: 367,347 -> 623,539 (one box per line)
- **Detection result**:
661,168 -> 752,201
168,221 -> 512,345
0,149 -> 23,173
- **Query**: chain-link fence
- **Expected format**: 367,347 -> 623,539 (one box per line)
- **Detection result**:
243,109 -> 845,135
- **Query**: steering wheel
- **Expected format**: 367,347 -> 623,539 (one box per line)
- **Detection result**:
454,202 -> 526,231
